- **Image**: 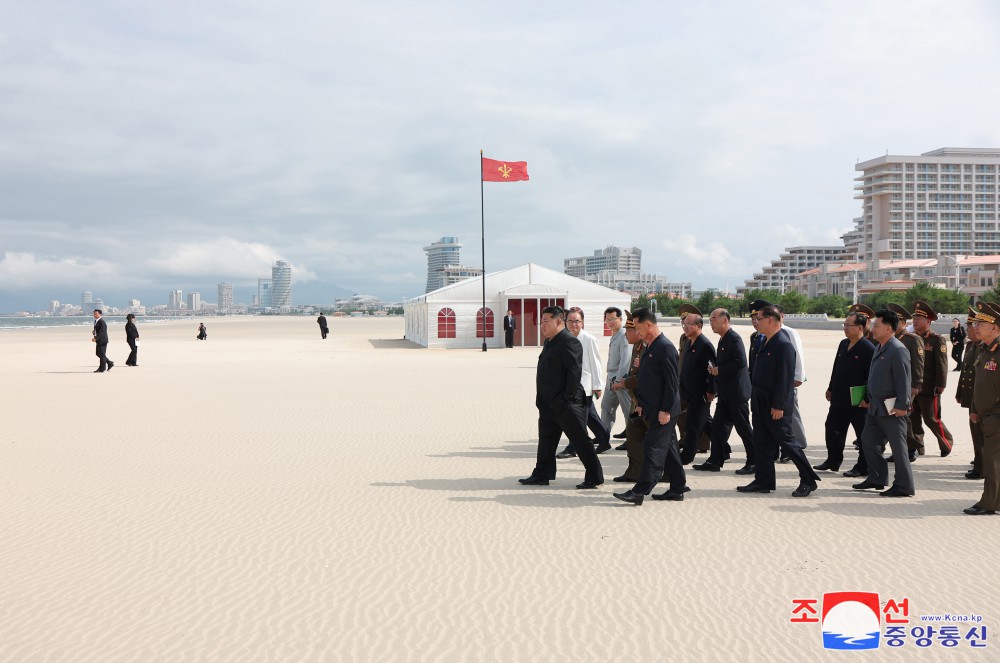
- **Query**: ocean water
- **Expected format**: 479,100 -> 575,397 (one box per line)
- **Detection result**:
0,316 -> 186,330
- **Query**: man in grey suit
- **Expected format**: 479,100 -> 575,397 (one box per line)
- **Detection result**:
600,307 -> 633,440
856,309 -> 915,497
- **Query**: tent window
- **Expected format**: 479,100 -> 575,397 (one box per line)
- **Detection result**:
437,308 -> 456,338
476,308 -> 495,338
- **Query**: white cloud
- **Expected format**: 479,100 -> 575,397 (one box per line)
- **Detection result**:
0,252 -> 120,289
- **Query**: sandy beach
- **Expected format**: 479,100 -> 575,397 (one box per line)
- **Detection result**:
0,316 -> 994,661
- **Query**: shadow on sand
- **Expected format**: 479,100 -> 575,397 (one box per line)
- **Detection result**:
368,338 -> 422,349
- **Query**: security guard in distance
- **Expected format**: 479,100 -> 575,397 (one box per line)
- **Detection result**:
909,299 -> 954,457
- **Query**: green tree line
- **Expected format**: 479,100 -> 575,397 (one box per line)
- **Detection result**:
632,282 -> 974,319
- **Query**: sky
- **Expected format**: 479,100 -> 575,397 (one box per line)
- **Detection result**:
2,0 -> 1000,312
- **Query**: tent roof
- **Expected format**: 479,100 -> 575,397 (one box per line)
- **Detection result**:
405,263 -> 629,304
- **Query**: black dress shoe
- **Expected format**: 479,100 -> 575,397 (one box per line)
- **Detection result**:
612,475 -> 635,483
963,506 -> 997,515
692,462 -> 721,472
612,430 -> 627,439
106,361 -> 114,371
843,469 -> 865,478
880,486 -> 914,497
595,442 -> 612,454
518,476 -> 550,486
555,451 -> 576,459
852,480 -> 885,490
651,490 -> 685,501
792,482 -> 817,497
615,442 -> 628,450
94,369 -> 104,373
613,490 -> 643,505
576,480 -> 603,489
736,482 -> 771,493
812,461 -> 839,472
734,465 -> 755,475
965,471 -> 985,480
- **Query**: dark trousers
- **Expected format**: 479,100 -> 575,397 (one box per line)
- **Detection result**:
978,415 -> 1000,510
862,413 -> 914,493
126,341 -> 138,366
633,417 -> 685,495
95,343 -> 110,371
320,327 -> 328,339
823,405 -> 867,469
568,397 -> 610,452
909,392 -> 954,454
505,329 -> 514,348
752,405 -> 819,490
971,415 -> 984,474
622,413 -> 647,481
534,403 -> 603,483
707,398 -> 753,467
952,342 -> 964,369
679,397 -> 710,464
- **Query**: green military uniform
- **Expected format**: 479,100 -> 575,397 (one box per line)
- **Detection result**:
957,311 -> 984,479
968,301 -> 1000,514
909,300 -> 954,456
619,328 -> 647,483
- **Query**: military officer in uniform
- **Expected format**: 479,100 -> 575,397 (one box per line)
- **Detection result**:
611,311 -> 646,483
909,299 -> 954,457
956,307 -> 984,481
964,301 -> 1000,515
849,303 -> 876,343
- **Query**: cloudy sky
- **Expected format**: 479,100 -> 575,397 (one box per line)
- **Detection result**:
2,0 -> 1000,311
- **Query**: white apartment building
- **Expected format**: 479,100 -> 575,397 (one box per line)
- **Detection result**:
854,147 -> 1000,262
564,246 -> 642,278
742,245 -> 855,293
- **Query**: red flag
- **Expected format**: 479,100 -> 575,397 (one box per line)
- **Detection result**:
482,157 -> 529,182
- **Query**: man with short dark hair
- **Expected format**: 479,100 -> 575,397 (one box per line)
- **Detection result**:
503,310 -> 516,348
613,307 -> 687,505
91,309 -> 114,373
317,312 -> 329,339
678,313 -> 715,464
856,309 -> 915,497
696,308 -> 753,473
814,312 -> 874,473
600,306 -> 632,442
737,305 -> 820,497
519,306 -> 604,488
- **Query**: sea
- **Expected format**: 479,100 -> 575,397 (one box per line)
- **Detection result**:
0,316 -> 189,330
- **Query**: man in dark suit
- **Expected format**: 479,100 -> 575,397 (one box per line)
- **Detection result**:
317,312 -> 329,339
91,309 -> 114,373
696,308 -> 753,473
519,306 -> 603,489
856,309 -> 915,497
737,305 -> 820,497
814,311 -> 874,473
503,310 -> 516,348
613,307 -> 687,505
677,313 -> 716,464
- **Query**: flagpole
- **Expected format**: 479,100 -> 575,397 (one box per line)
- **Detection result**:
480,149 -> 487,352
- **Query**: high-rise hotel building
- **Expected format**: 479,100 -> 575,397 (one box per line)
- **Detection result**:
271,260 -> 292,307
424,237 -> 462,293
854,147 -> 1000,262
217,282 -> 233,311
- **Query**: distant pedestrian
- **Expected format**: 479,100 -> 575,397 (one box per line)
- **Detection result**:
317,312 -> 329,339
92,309 -> 114,373
950,317 -> 966,371
503,310 -> 516,348
125,313 -> 140,366
197,323 -> 207,340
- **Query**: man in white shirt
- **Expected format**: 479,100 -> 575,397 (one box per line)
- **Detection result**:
557,307 -> 612,457
600,307 -> 633,441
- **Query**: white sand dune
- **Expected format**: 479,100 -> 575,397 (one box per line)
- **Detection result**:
0,317 -> 993,661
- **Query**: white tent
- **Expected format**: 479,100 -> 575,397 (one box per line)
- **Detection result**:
403,263 -> 631,349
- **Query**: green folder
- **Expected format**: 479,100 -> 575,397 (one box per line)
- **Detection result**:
850,385 -> 867,407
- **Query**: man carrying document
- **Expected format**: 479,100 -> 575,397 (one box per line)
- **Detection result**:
856,309 -> 915,497
814,311 -> 874,473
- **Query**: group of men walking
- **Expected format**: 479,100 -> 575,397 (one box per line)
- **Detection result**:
519,298 -> 1000,516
